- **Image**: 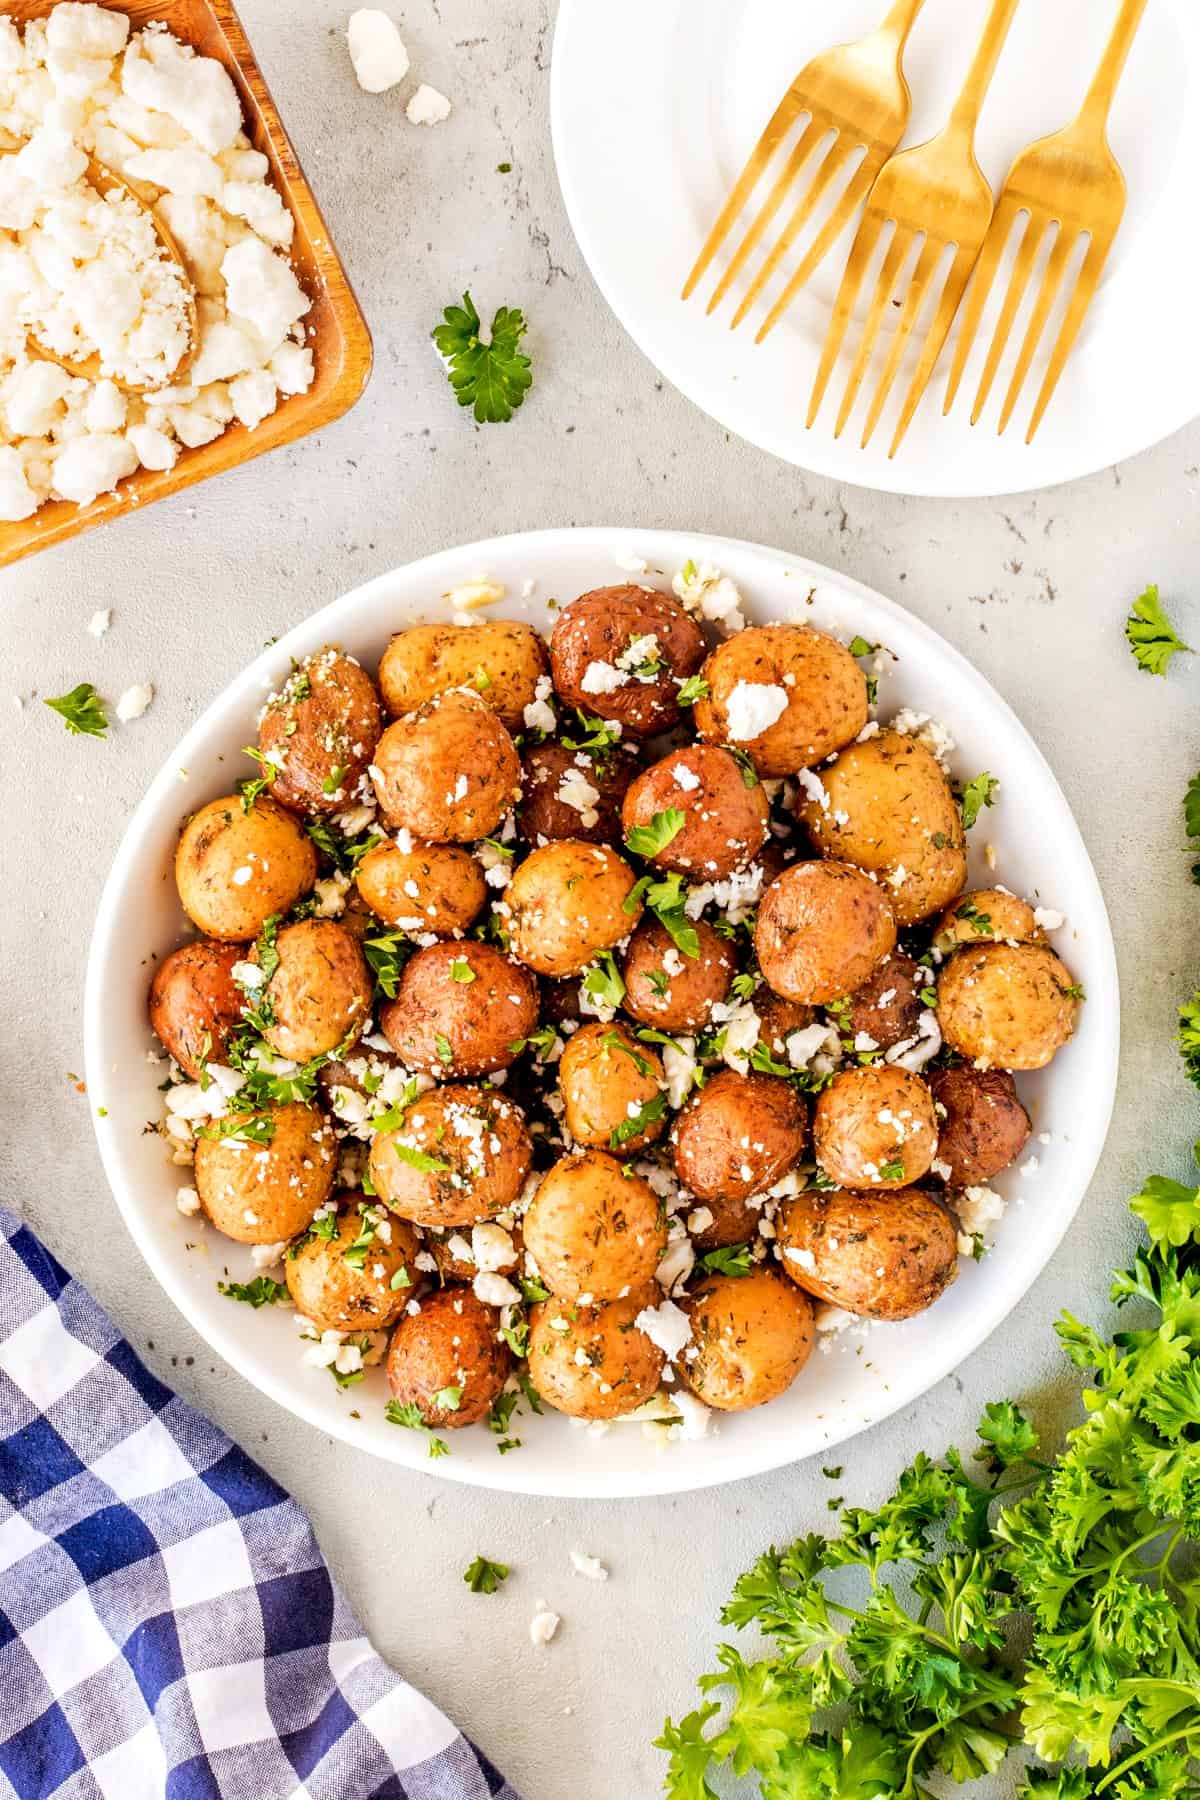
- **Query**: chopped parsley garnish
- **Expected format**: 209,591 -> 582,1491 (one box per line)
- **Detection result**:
449,958 -> 476,984
847,634 -> 878,658
391,1143 -> 451,1174
341,1209 -> 378,1270
583,952 -> 625,1009
730,972 -> 758,1002
517,1276 -> 551,1304
236,775 -> 271,811
821,1464 -> 842,1480
389,1266 -> 412,1291
676,675 -> 709,705
217,1276 -> 288,1307
601,1030 -> 652,1076
384,1399 -> 449,1459
609,1092 -> 667,1147
920,985 -> 938,1008
879,1158 -> 906,1181
698,1242 -> 752,1277
1062,983 -> 1086,1002
561,711 -> 624,770
254,913 -> 282,984
473,665 -> 492,691
960,772 -> 999,829
728,747 -> 760,788
321,763 -> 349,796
463,1555 -> 510,1594
508,1022 -> 561,1060
625,869 -> 701,960
433,1034 -> 455,1066
625,808 -> 686,858
1125,583 -> 1191,675
432,1384 -> 463,1412
306,818 -> 383,875
954,900 -> 993,936
45,682 -> 108,738
195,1113 -> 276,1145
363,927 -> 412,1000
432,291 -> 533,424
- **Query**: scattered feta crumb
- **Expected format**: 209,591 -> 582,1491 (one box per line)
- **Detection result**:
634,1298 -> 692,1358
115,682 -> 153,722
346,8 -> 409,91
1033,907 -> 1064,932
723,680 -> 788,742
87,609 -> 112,637
569,1550 -> 608,1582
406,83 -> 452,125
529,1607 -> 560,1647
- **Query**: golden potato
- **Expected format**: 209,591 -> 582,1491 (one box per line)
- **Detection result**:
355,840 -> 486,936
621,916 -> 736,1032
549,585 -> 706,736
928,1066 -> 1031,1188
175,794 -> 317,941
527,1287 -> 664,1420
812,1065 -> 938,1189
194,1102 -> 336,1243
936,941 -> 1080,1071
379,620 -> 548,730
522,1149 -> 668,1301
506,840 -> 642,977
284,1198 -> 421,1333
379,941 -> 538,1077
842,952 -> 926,1053
755,862 -> 897,1005
369,1083 -> 532,1228
671,1070 -> 806,1203
797,730 -> 967,926
776,1186 -> 959,1320
694,624 -> 868,775
518,740 -> 639,846
558,1021 -> 667,1151
257,647 -> 382,817
934,889 -> 1040,953
370,688 -> 521,841
680,1269 -> 814,1411
252,919 -> 371,1063
149,939 -> 245,1079
621,746 -> 770,880
386,1286 -> 510,1428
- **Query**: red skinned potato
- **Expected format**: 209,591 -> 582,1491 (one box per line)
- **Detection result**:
506,840 -> 642,978
936,941 -> 1080,1071
621,916 -> 736,1032
522,1149 -> 668,1301
621,745 -> 770,881
693,624 -> 868,775
149,940 -> 245,1079
776,1186 -> 959,1321
755,861 -> 897,1005
842,952 -> 926,1053
258,647 -> 382,817
378,620 -> 547,730
370,688 -> 521,841
379,941 -> 538,1077
549,585 -> 705,736
251,919 -> 371,1063
193,1103 -> 336,1244
386,1287 -> 510,1428
369,1083 -> 533,1229
527,1288 -> 664,1420
355,840 -> 486,936
518,740 -> 639,847
671,1070 -> 806,1203
928,1066 -> 1031,1188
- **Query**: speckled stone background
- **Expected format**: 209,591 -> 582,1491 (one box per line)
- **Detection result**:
3,3 -> 1200,1795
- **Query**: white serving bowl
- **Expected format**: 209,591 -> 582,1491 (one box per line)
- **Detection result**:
85,528 -> 1119,1498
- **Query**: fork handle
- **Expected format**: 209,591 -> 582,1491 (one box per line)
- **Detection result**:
1077,0 -> 1150,132
947,0 -> 1022,136
877,0 -> 929,46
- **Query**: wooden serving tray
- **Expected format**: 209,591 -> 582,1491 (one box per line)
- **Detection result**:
0,0 -> 373,570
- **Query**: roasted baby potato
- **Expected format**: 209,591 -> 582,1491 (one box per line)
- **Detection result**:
386,1286 -> 510,1428
686,1192 -> 762,1253
193,1102 -> 336,1243
369,1083 -> 533,1228
621,916 -> 736,1032
257,647 -> 382,817
928,1066 -> 1031,1188
370,688 -> 521,841
378,620 -> 548,730
379,941 -> 538,1077
755,862 -> 897,1005
549,585 -> 706,736
518,740 -> 639,847
934,888 -> 1040,952
425,1219 -> 523,1285
754,991 -> 816,1060
621,745 -> 770,880
558,1021 -> 667,1152
355,839 -> 486,936
680,1269 -> 814,1411
284,1197 -> 420,1333
506,840 -> 642,977
527,1287 -> 664,1420
175,794 -> 317,941
693,624 -> 868,775
251,919 -> 371,1063
936,941 -> 1080,1070
796,730 -> 967,926
149,939 -> 245,1079
522,1149 -> 668,1301
813,1064 -> 938,1189
777,1186 -> 959,1320
671,1070 -> 806,1203
843,951 -> 926,1053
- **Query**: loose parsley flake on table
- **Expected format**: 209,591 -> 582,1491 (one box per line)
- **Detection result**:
433,291 -> 533,424
960,771 -> 999,829
45,682 -> 108,738
217,1276 -> 289,1308
463,1555 -> 510,1595
1125,584 -> 1192,675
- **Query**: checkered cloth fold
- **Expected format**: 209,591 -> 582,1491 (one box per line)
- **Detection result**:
0,1209 -> 519,1800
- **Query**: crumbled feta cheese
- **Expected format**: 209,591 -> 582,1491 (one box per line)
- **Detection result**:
796,767 -> 830,812
1033,907 -> 1064,932
569,1550 -> 608,1582
723,680 -> 789,742
175,1184 -> 201,1216
666,1390 -> 711,1441
523,673 -> 556,734
115,681 -> 153,722
580,659 -> 629,695
784,1246 -> 817,1273
473,1271 -> 521,1307
672,558 -> 746,634
529,1607 -> 560,1646
87,607 -> 111,636
890,708 -> 956,770
406,83 -> 452,124
346,8 -> 409,92
634,1298 -> 692,1358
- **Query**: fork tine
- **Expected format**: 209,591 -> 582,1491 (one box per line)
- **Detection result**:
708,116 -> 831,315
728,134 -> 857,329
970,210 -> 1054,425
681,92 -> 806,301
755,155 -> 879,344
888,242 -> 978,456
997,227 -> 1078,434
943,193 -> 1022,416
1024,232 -> 1114,442
860,234 -> 942,449
833,225 -> 910,439
806,209 -> 886,428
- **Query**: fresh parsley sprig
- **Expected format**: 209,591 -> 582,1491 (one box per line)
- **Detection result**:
433,292 -> 533,424
45,683 -> 108,738
1126,585 -> 1192,676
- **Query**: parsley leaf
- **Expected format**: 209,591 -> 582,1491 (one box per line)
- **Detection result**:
433,291 -> 533,424
677,675 -> 709,705
45,683 -> 108,738
391,1142 -> 451,1174
698,1243 -> 752,1277
463,1555 -> 510,1594
609,1091 -> 667,1148
1179,991 -> 1200,1089
960,772 -> 999,830
1125,584 -> 1191,675
217,1275 -> 289,1307
626,808 -> 686,858
1129,1172 -> 1200,1248
583,952 -> 625,1009
195,1113 -> 276,1146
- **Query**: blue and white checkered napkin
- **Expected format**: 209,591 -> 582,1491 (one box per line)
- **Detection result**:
0,1209 -> 520,1800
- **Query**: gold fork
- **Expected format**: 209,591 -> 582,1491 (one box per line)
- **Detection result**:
808,0 -> 1021,456
944,0 -> 1149,442
681,0 -> 929,332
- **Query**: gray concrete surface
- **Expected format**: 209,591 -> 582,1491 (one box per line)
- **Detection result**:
3,2 -> 1200,1795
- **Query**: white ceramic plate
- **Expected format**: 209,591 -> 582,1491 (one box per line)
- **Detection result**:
551,0 -> 1200,498
85,528 -> 1119,1497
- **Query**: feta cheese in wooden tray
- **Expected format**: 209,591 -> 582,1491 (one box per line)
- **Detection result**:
0,0 -> 371,568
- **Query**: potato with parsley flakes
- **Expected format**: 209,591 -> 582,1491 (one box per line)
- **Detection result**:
149,939 -> 245,1080
175,794 -> 317,941
378,620 -> 548,731
680,1269 -> 814,1412
370,688 -> 521,842
813,1064 -> 938,1190
379,941 -> 538,1077
355,839 -> 486,936
936,941 -> 1080,1071
755,861 -> 897,1006
927,1066 -> 1031,1189
693,624 -> 868,776
842,951 -> 926,1053
671,1070 -> 806,1204
522,1149 -> 668,1302
621,915 -> 736,1032
257,647 -> 382,818
250,919 -> 371,1064
933,888 -> 1040,953
526,1286 -> 664,1420
518,740 -> 639,847
193,1102 -> 336,1244
558,1021 -> 667,1152
621,745 -> 770,881
687,1191 -> 762,1253
386,1286 -> 511,1430
776,1186 -> 959,1321
368,1083 -> 533,1229
549,584 -> 706,737
506,840 -> 642,978
284,1199 -> 420,1334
